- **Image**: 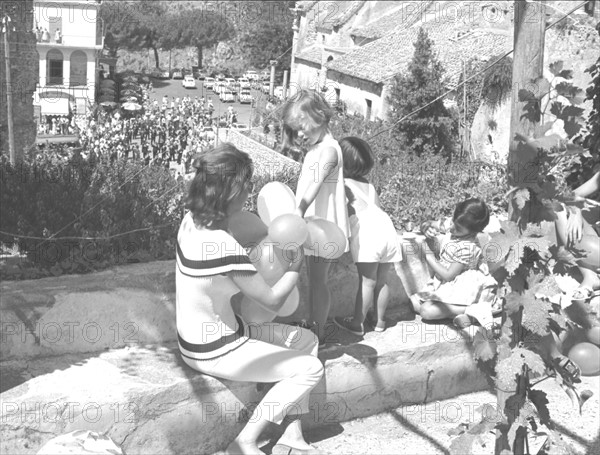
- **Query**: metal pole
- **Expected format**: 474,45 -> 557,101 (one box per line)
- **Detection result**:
269,60 -> 276,97
282,70 -> 289,99
2,15 -> 16,164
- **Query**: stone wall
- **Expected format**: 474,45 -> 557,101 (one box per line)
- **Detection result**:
0,1 -> 38,159
217,127 -> 300,179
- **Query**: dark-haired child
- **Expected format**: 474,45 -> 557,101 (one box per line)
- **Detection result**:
333,137 -> 401,336
410,198 -> 498,327
177,143 -> 323,455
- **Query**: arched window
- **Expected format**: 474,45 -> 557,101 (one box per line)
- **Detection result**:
70,51 -> 87,86
47,49 -> 63,85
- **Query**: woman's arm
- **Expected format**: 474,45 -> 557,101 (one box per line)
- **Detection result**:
230,249 -> 304,313
295,146 -> 338,217
425,253 -> 466,282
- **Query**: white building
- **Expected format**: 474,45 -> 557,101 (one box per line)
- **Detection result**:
33,0 -> 104,118
290,1 -> 512,121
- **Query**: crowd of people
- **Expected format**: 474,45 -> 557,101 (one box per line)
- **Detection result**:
76,82 -> 241,173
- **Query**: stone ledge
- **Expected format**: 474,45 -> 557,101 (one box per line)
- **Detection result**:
1,250 -> 414,361
0,315 -> 489,455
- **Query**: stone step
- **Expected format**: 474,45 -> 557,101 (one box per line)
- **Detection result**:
0,312 -> 489,455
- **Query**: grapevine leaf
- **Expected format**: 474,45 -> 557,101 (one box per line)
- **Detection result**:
563,120 -> 582,138
514,188 -> 530,210
549,102 -> 563,118
448,423 -> 468,436
473,329 -> 498,361
522,293 -> 552,336
533,77 -> 552,97
560,105 -> 585,119
528,389 -> 551,426
518,89 -> 537,102
554,81 -> 578,98
533,275 -> 562,300
468,418 -> 497,435
549,61 -> 564,76
558,69 -> 573,79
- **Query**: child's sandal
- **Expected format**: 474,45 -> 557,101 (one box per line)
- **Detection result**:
552,356 -> 581,383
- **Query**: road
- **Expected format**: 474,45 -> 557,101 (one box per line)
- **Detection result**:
146,77 -> 266,125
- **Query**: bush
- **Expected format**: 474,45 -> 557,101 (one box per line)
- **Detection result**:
330,113 -> 507,231
379,153 -> 507,231
0,155 -> 185,280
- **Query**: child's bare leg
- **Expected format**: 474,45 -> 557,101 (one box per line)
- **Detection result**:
307,256 -> 332,341
354,262 -> 378,325
371,263 -> 393,328
420,300 -> 465,321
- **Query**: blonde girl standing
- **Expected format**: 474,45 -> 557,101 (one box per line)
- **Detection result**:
281,89 -> 350,343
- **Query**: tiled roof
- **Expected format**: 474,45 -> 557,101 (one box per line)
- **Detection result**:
316,1 -> 367,31
350,1 -> 433,39
295,45 -> 323,64
326,21 -> 511,85
296,1 -> 319,12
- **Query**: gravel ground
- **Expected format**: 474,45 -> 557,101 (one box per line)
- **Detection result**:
216,375 -> 599,454
302,375 -> 599,455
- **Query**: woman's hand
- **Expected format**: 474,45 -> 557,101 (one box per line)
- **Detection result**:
566,207 -> 584,247
421,221 -> 439,239
288,246 -> 304,272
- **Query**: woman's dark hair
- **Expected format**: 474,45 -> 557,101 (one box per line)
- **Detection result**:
339,136 -> 374,179
186,143 -> 253,228
453,198 -> 490,233
280,89 -> 334,154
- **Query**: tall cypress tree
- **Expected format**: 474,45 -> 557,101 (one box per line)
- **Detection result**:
387,27 -> 456,159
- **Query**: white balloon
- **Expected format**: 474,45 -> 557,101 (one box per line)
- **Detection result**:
257,182 -> 296,225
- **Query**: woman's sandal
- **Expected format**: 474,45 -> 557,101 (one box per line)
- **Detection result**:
552,356 -> 581,383
271,443 -> 324,455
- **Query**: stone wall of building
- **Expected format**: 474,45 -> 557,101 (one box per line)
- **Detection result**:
0,1 -> 38,160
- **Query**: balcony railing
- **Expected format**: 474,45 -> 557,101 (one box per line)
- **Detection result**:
35,31 -> 101,47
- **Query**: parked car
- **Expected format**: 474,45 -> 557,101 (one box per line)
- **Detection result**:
219,89 -> 235,103
214,77 -> 226,92
225,77 -> 236,88
182,75 -> 196,89
204,77 -> 215,90
193,69 -> 205,80
172,69 -> 184,79
244,70 -> 259,81
238,78 -> 250,89
239,89 -> 253,104
262,81 -> 271,94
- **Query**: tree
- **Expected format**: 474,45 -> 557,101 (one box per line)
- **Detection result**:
235,1 -> 295,70
387,28 -> 456,159
161,8 -> 234,69
100,0 -> 169,68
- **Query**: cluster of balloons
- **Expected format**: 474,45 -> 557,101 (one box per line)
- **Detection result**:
567,326 -> 600,376
228,182 -> 347,323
